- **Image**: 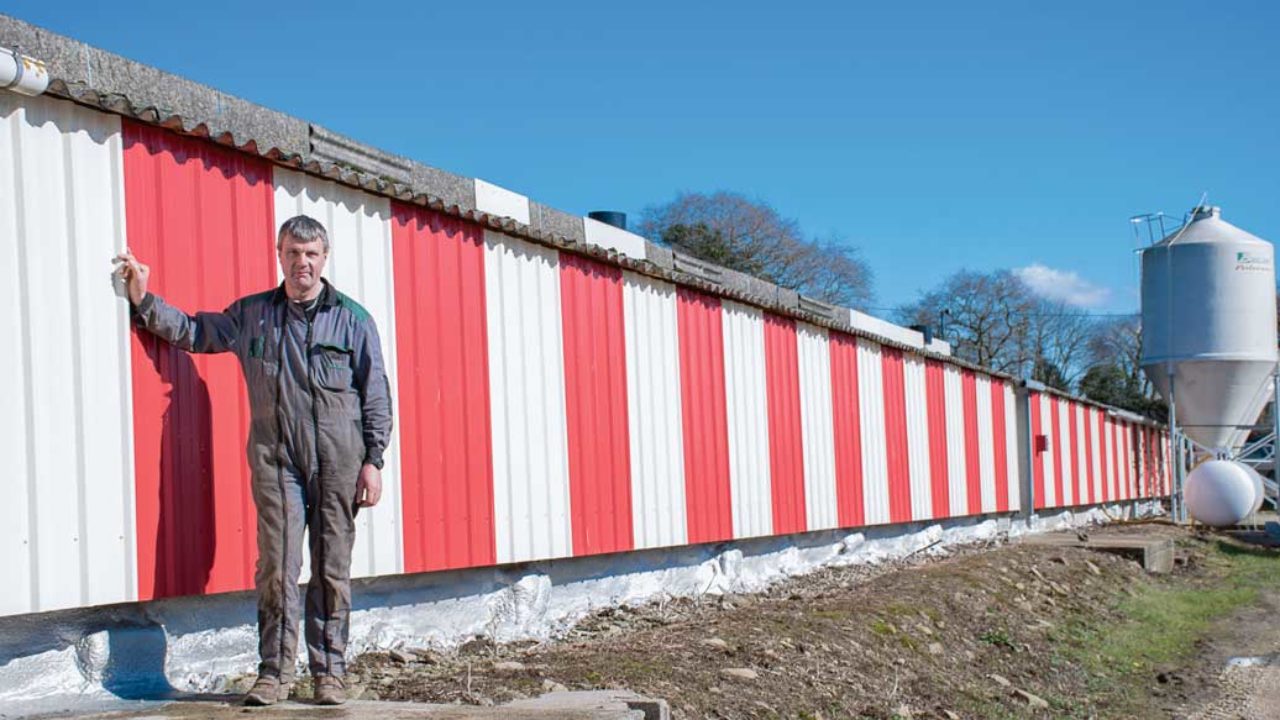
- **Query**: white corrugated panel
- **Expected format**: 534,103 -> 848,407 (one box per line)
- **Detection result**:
1056,398 -> 1074,507
796,323 -> 838,531
944,366 -> 968,517
1038,393 -> 1057,507
484,231 -> 572,563
722,301 -> 772,538
1074,402 -> 1089,504
903,354 -> 933,521
1122,423 -> 1135,500
975,375 -> 997,513
274,168 -> 403,579
1104,416 -> 1117,500
0,93 -> 136,616
856,339 -> 891,525
1003,383 -> 1021,512
621,272 -> 687,549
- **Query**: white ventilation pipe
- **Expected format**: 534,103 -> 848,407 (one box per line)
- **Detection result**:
1,46 -> 50,96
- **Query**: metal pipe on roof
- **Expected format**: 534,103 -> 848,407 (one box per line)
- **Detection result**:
0,45 -> 48,96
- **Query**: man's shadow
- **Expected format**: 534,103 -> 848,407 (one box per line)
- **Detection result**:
143,334 -> 217,600
112,334 -> 219,699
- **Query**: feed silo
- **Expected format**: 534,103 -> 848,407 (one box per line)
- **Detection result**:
1140,206 -> 1277,452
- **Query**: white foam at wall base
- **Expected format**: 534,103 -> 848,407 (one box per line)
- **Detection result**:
0,502 -> 1163,712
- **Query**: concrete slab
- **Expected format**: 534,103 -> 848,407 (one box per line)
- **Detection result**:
1022,532 -> 1176,573
54,691 -> 664,720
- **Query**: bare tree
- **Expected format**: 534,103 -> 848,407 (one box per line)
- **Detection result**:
896,270 -> 1035,376
638,192 -> 873,309
1025,301 -> 1095,389
1088,315 -> 1146,393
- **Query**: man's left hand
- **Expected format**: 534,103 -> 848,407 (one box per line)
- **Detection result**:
356,464 -> 382,508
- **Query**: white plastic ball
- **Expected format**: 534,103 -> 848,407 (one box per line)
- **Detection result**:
1185,460 -> 1261,527
1241,463 -> 1267,515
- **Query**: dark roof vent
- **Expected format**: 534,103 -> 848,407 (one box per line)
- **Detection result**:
588,211 -> 627,230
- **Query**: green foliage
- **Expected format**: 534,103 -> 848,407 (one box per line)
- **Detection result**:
1056,540 -> 1280,718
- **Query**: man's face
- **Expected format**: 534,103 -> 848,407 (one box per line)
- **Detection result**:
278,233 -> 328,298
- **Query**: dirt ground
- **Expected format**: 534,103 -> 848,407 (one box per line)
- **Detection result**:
337,521 -> 1280,719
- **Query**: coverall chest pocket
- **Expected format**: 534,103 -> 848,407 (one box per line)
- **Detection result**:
245,336 -> 279,383
314,343 -> 354,391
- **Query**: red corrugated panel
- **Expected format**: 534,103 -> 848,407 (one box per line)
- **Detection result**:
675,288 -> 733,544
963,370 -> 984,514
1068,402 -> 1081,505
763,314 -> 807,535
881,348 -> 912,524
1029,391 -> 1045,510
1049,397 -> 1065,508
989,379 -> 1010,513
1083,404 -> 1096,504
829,333 -> 864,528
925,360 -> 951,518
559,254 -> 633,555
391,204 -> 495,572
123,120 -> 274,600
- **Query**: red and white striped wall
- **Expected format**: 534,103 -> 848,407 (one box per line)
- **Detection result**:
0,91 -> 1169,618
1027,389 -> 1169,511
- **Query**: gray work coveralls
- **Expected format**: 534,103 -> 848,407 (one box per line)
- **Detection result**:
132,279 -> 393,680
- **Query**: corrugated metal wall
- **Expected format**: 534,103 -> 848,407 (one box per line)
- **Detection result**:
903,354 -> 933,522
943,366 -> 969,517
797,323 -> 839,532
559,254 -> 634,556
857,339 -> 892,525
0,93 -> 136,616
1025,390 -> 1166,510
675,288 -> 733,544
764,314 -> 807,535
0,91 -> 1172,617
722,301 -> 774,538
829,333 -> 865,528
392,206 -> 495,573
122,120 -> 276,600
623,273 -> 688,550
484,231 -> 573,564
924,361 -> 951,519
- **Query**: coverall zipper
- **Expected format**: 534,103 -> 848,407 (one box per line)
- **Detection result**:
304,309 -> 334,675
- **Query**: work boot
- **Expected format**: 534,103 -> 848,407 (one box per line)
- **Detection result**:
243,676 -> 292,706
314,675 -> 346,706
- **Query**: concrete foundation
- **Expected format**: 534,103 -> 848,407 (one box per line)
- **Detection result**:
0,502 -> 1162,717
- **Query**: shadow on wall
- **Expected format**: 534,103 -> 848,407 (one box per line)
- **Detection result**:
141,331 -> 217,598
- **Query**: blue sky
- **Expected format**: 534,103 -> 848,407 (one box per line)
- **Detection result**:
10,1 -> 1278,316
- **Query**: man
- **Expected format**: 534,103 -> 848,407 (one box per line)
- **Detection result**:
114,215 -> 393,706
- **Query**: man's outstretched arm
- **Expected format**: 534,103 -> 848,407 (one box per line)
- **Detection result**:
114,249 -> 240,354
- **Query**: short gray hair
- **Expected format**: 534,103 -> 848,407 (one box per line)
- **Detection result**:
277,215 -> 329,252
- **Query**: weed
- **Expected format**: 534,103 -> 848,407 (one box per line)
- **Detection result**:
978,628 -> 1015,650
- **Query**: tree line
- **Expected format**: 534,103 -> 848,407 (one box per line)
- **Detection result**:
639,192 -> 1164,420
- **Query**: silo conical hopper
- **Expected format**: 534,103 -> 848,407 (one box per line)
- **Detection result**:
1140,207 -> 1278,451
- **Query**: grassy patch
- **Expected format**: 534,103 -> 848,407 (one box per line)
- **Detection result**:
1057,539 -> 1280,718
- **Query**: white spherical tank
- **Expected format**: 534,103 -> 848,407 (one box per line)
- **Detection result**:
1242,464 -> 1267,515
1184,460 -> 1262,526
1140,207 -> 1278,451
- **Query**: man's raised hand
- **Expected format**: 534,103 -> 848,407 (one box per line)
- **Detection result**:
112,249 -> 150,306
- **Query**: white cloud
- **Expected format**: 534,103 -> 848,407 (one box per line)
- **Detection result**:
1014,263 -> 1111,308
